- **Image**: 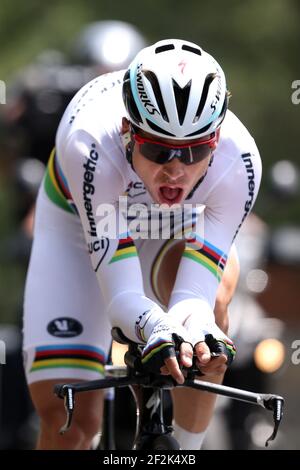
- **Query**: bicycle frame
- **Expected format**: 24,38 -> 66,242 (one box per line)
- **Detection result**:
54,328 -> 285,449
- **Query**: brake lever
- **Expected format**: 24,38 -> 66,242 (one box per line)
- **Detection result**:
263,395 -> 284,447
54,384 -> 75,434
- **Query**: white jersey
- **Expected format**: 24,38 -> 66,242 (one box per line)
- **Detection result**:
47,70 -> 262,342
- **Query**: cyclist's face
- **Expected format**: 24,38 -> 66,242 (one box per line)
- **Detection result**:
132,133 -> 217,206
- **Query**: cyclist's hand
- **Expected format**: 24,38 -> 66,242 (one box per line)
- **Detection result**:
141,317 -> 193,384
184,313 -> 236,376
193,339 -> 229,376
160,340 -> 193,384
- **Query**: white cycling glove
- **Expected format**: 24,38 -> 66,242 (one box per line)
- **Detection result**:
137,308 -> 192,373
169,298 -> 236,365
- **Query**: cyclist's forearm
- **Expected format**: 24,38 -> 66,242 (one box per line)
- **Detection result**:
106,291 -> 165,343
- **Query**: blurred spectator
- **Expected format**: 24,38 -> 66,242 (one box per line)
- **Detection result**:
71,20 -> 147,73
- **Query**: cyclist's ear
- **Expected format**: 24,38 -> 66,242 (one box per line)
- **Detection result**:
121,117 -> 130,134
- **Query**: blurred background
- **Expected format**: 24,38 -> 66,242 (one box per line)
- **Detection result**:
0,0 -> 299,450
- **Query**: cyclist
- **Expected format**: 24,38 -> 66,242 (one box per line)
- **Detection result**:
23,39 -> 261,449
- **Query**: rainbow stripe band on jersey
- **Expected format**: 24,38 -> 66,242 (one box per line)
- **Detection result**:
109,233 -> 137,263
44,148 -> 77,214
183,235 -> 227,281
30,344 -> 106,375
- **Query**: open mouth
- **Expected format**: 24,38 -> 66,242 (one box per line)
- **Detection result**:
158,186 -> 184,205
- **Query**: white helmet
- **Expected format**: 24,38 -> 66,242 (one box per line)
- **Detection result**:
123,39 -> 228,140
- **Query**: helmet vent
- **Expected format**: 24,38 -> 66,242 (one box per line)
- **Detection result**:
182,44 -> 201,55
172,79 -> 191,125
219,93 -> 228,123
155,44 -> 175,54
146,119 -> 175,137
186,123 -> 212,138
194,73 -> 216,122
143,70 -> 169,122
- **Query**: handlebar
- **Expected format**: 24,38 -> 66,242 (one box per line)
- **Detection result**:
54,327 -> 285,446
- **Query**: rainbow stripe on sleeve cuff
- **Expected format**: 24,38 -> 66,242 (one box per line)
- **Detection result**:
30,344 -> 106,375
141,340 -> 174,365
183,235 -> 227,281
